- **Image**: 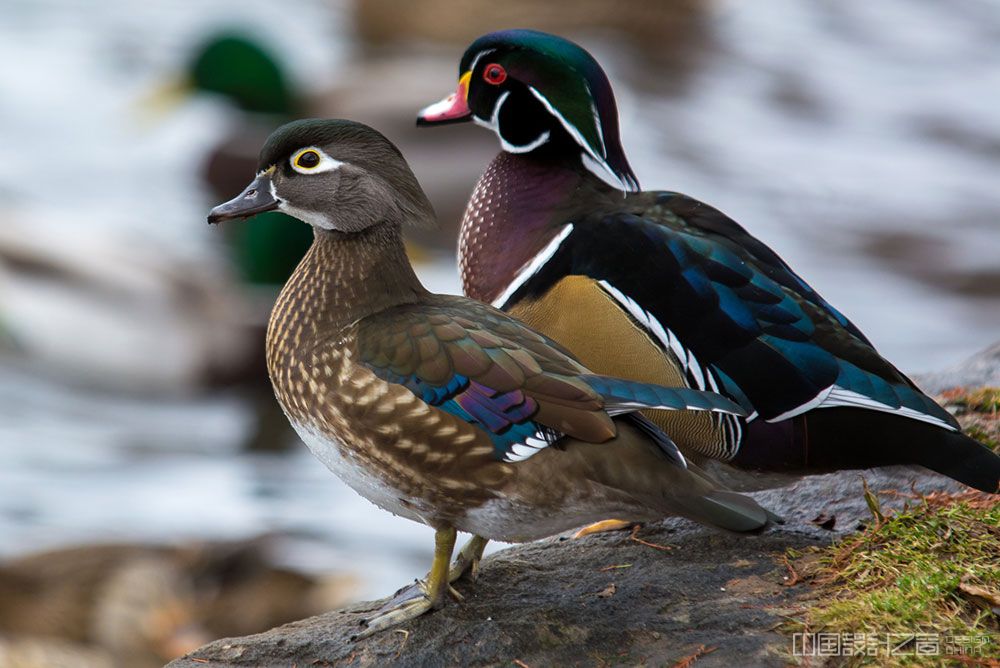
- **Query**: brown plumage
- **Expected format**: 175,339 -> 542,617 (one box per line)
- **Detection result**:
208,118 -> 778,636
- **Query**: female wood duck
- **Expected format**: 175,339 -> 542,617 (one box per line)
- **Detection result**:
416,29 -> 1000,494
207,119 -> 780,636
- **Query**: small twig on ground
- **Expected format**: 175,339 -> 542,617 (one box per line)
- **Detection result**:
393,629 -> 410,659
598,563 -> 632,572
781,554 -> 801,586
513,660 -> 532,668
671,644 -> 716,668
629,524 -> 673,551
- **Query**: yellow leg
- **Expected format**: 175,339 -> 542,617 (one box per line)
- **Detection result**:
426,527 -> 456,607
448,535 -> 489,583
354,527 -> 456,639
572,519 -> 634,539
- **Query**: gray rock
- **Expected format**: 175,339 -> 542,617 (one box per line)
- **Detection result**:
167,467 -> 960,668
913,340 -> 1000,394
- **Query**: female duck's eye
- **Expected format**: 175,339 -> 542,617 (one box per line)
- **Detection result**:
295,150 -> 320,169
483,64 -> 507,85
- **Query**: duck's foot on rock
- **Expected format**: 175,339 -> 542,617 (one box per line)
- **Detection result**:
353,526 -> 459,640
572,519 -> 634,539
354,583 -> 437,640
448,534 -> 488,582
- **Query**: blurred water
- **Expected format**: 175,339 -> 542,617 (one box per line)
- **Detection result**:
1,0 -> 998,602
610,0 -> 1000,370
0,366 -> 444,599
0,0 -> 450,600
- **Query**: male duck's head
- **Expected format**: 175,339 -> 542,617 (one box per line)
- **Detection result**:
417,29 -> 638,192
188,33 -> 296,116
208,119 -> 436,232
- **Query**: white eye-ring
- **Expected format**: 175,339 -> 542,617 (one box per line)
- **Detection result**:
290,146 -> 343,174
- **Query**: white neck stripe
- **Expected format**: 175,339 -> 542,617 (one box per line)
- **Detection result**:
492,224 -> 574,309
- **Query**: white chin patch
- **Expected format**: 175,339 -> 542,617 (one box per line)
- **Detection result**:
269,177 -> 333,229
277,200 -> 334,230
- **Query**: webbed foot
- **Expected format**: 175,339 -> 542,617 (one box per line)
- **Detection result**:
352,526 -> 458,640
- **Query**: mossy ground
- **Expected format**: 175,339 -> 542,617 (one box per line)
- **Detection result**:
783,390 -> 1000,667
942,387 -> 1000,453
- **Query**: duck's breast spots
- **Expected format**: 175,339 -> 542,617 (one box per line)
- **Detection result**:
459,153 -> 580,304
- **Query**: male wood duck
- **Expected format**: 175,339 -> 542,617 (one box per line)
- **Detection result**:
208,119 -> 780,636
416,29 -> 1000,494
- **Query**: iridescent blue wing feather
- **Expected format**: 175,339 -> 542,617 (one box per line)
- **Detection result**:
357,295 -> 746,462
511,194 -> 957,430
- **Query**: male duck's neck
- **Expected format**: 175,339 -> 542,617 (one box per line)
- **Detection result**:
459,150 -> 601,304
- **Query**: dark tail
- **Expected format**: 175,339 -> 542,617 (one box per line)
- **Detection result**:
738,408 -> 1000,493
914,429 -> 1000,493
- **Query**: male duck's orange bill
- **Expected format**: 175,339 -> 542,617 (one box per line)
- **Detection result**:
416,71 -> 472,125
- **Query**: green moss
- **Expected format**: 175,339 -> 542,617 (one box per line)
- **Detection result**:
939,387 -> 1000,413
786,492 -> 1000,666
939,387 -> 1000,455
965,424 -> 1000,454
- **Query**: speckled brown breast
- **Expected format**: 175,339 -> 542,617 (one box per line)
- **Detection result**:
507,275 -> 724,457
265,228 -> 514,524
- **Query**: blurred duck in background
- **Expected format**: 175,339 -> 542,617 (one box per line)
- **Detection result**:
178,32 -> 315,288
165,27 -> 500,257
0,217 -> 256,394
0,540 -> 358,668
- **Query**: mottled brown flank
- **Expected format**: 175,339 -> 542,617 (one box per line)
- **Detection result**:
358,300 -> 624,445
264,215 -> 779,541
267,224 -> 515,518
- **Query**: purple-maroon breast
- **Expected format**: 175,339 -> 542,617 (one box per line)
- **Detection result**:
459,152 -> 582,304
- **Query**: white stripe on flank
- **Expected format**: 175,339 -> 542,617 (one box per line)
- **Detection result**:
605,401 -> 735,415
505,443 -> 539,462
767,386 -> 832,423
491,225 -> 574,309
504,428 -> 559,463
666,329 -> 688,374
766,385 -> 956,430
597,280 -> 715,392
823,386 -> 957,430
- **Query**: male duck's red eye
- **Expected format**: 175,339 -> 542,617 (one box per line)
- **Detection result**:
483,64 -> 507,85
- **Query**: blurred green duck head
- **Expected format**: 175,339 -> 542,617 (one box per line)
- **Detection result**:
188,32 -> 296,115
